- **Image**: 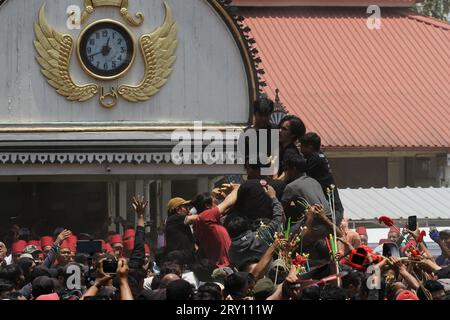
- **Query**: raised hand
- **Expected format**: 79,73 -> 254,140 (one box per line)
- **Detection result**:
132,195 -> 148,216
117,258 -> 129,279
55,229 -> 72,245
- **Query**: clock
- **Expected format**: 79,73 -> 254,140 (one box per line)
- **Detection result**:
77,19 -> 136,80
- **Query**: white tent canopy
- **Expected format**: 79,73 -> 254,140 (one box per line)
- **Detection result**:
339,187 -> 450,221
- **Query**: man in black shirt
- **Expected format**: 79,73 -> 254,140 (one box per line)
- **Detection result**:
240,97 -> 278,175
234,162 -> 286,221
300,132 -> 343,226
164,197 -> 195,263
278,115 -> 306,178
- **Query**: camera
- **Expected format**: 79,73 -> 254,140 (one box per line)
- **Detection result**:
103,258 -> 118,274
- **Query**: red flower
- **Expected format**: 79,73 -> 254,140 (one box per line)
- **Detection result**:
378,216 -> 394,227
417,230 -> 426,243
292,254 -> 307,266
410,248 -> 421,257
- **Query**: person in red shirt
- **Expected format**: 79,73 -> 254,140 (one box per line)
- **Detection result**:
184,186 -> 239,268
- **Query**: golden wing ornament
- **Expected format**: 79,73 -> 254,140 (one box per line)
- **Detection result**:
118,2 -> 177,102
34,4 -> 98,102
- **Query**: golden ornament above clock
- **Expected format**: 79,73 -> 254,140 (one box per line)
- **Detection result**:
33,0 -> 178,108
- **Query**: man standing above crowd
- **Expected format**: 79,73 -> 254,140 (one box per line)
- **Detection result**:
300,132 -> 343,226
278,115 -> 306,179
240,96 -> 278,170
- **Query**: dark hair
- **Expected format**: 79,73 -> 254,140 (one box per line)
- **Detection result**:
285,153 -> 307,173
192,192 -> 214,214
154,247 -> 168,266
238,257 -> 260,272
166,250 -> 187,266
0,264 -> 23,286
253,97 -> 274,115
320,284 -> 347,300
297,284 -> 321,300
342,271 -> 362,290
300,132 -> 321,152
160,262 -> 182,277
30,266 -> 53,283
32,276 -> 56,298
17,258 -> 34,282
166,279 -> 194,300
279,115 -> 306,141
0,279 -> 14,295
424,280 -> 444,293
191,258 -> 215,282
74,253 -> 88,265
3,291 -> 25,300
224,272 -> 249,298
436,266 -> 450,279
193,283 -> 223,300
225,216 -> 249,239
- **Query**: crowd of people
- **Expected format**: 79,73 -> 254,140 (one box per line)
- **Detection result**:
0,97 -> 449,301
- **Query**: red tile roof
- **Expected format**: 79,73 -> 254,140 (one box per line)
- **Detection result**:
233,0 -> 418,7
242,7 -> 450,150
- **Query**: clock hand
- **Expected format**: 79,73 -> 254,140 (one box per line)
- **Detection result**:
88,51 -> 103,58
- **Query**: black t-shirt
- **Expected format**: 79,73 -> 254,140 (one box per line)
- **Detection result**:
305,152 -> 344,214
234,178 -> 286,221
164,214 -> 195,254
278,143 -> 301,177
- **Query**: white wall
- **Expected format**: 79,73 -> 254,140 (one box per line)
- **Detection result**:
0,0 -> 249,126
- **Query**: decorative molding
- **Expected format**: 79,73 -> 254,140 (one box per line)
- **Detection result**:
216,0 -> 267,94
0,152 -> 241,165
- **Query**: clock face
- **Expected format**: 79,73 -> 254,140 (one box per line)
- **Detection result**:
78,20 -> 135,80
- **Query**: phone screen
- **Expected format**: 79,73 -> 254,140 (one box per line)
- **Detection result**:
408,216 -> 417,231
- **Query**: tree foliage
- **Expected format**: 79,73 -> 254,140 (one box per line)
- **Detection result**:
415,0 -> 450,21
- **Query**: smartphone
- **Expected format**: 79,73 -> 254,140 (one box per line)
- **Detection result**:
76,240 -> 102,255
382,242 -> 400,258
103,259 -> 118,274
408,215 -> 417,231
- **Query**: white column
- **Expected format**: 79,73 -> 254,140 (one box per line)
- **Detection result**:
144,180 -> 151,234
119,181 -> 127,234
161,179 -> 172,223
197,177 -> 209,194
135,180 -> 144,197
107,182 -> 116,232
156,180 -> 162,228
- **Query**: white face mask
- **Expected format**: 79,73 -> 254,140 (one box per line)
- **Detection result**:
189,207 -> 198,215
